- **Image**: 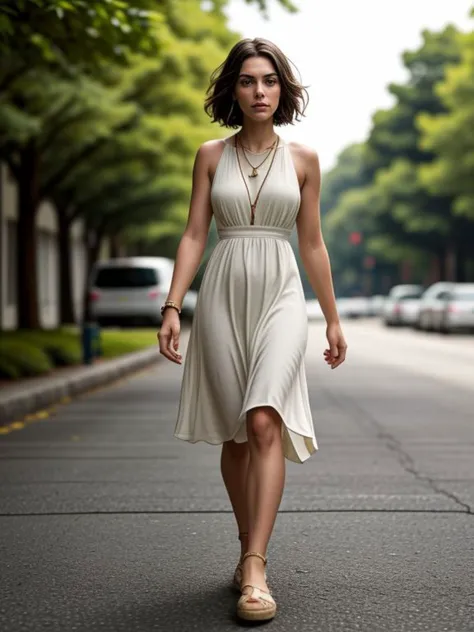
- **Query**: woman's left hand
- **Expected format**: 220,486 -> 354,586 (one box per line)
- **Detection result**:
324,322 -> 347,370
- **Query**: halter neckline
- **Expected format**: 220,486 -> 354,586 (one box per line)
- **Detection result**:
224,134 -> 286,155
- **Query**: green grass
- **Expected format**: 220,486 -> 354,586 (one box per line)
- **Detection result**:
0,328 -> 158,380
100,329 -> 157,358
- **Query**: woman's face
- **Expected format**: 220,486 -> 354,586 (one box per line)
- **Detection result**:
234,55 -> 281,123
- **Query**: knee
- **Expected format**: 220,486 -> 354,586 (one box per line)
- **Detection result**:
247,407 -> 281,451
223,439 -> 249,461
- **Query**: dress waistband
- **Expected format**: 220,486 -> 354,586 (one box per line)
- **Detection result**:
218,226 -> 291,241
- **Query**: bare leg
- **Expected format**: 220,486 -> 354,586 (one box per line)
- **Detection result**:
220,440 -> 250,559
241,406 -> 285,595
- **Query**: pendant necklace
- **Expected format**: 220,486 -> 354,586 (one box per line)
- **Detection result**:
235,133 -> 280,225
238,135 -> 278,178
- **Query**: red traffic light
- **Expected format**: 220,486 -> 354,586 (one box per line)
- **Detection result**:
349,231 -> 362,245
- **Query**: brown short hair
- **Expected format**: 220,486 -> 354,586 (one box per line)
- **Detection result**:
204,38 -> 308,128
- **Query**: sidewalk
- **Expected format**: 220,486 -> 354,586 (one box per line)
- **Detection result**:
0,348 -> 161,427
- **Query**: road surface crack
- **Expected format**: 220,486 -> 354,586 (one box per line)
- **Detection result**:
320,385 -> 472,515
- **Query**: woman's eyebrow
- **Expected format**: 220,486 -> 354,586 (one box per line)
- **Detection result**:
239,72 -> 278,78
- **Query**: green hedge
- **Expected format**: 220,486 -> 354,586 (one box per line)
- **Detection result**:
15,330 -> 82,367
0,328 -> 157,380
0,339 -> 53,378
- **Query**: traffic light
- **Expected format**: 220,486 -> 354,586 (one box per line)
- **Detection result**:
349,231 -> 362,245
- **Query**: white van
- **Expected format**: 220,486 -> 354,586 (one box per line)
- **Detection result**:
89,257 -> 174,327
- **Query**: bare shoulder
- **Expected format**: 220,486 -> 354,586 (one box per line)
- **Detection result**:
197,138 -> 226,162
288,141 -> 320,167
196,138 -> 227,180
288,141 -> 320,188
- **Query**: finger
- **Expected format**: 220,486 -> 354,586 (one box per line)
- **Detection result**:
330,343 -> 339,358
164,352 -> 181,365
158,331 -> 170,352
172,331 -> 181,354
161,344 -> 181,364
167,336 -> 182,363
331,346 -> 347,369
158,332 -> 176,363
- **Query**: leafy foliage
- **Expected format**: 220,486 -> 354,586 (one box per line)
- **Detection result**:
419,30 -> 474,220
0,0 -> 162,68
323,23 -> 474,293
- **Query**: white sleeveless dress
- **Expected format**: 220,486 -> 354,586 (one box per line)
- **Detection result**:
174,135 -> 318,463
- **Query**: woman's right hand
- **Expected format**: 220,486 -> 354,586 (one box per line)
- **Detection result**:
157,309 -> 182,364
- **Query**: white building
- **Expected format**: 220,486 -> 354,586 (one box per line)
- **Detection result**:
0,163 -> 110,331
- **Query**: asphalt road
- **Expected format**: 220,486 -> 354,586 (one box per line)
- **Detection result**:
1,319 -> 473,632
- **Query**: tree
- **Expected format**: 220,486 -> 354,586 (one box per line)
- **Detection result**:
419,29 -> 474,220
0,68 -> 137,327
0,1 -> 161,72
0,0 -> 163,328
0,0 -> 299,328
314,144 -> 376,295
324,26 -> 473,291
363,27 -> 469,279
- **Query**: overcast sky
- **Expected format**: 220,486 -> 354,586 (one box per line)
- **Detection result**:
225,0 -> 473,172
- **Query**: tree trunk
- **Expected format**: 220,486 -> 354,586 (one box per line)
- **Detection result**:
110,234 -> 120,258
444,242 -> 457,282
81,225 -> 104,323
57,208 -> 76,325
16,141 -> 40,329
437,250 -> 447,281
455,246 -> 466,282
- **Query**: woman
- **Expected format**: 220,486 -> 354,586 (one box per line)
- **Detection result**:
158,37 -> 347,622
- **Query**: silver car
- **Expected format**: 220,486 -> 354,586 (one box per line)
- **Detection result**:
89,257 -> 174,327
383,284 -> 424,326
438,283 -> 474,334
416,282 -> 455,331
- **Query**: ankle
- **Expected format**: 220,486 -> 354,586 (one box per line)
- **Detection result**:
242,551 -> 267,570
240,538 -> 248,558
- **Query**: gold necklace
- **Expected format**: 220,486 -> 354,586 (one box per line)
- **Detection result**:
238,135 -> 278,178
235,134 -> 280,225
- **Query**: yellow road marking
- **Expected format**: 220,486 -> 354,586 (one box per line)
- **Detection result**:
0,362 -> 158,436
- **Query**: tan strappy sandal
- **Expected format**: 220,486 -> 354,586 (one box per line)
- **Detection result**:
232,531 -> 247,591
236,552 -> 277,622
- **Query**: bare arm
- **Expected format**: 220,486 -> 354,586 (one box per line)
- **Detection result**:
295,145 -> 347,368
165,142 -> 217,307
296,146 -> 339,325
158,140 -> 222,364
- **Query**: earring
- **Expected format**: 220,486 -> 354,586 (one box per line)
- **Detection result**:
226,99 -> 236,126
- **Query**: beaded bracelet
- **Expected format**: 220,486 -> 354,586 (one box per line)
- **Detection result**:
160,300 -> 181,316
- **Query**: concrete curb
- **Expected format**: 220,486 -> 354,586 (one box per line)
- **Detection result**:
0,348 -> 161,426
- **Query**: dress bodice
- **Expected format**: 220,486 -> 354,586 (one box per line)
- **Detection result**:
210,135 -> 301,230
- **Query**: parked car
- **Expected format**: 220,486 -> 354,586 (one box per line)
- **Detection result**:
383,284 -> 424,326
438,283 -> 474,334
368,294 -> 386,317
306,299 -> 324,321
89,256 -> 175,327
336,296 -> 371,319
416,282 -> 455,331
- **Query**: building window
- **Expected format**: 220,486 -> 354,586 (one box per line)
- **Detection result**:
6,220 -> 17,306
